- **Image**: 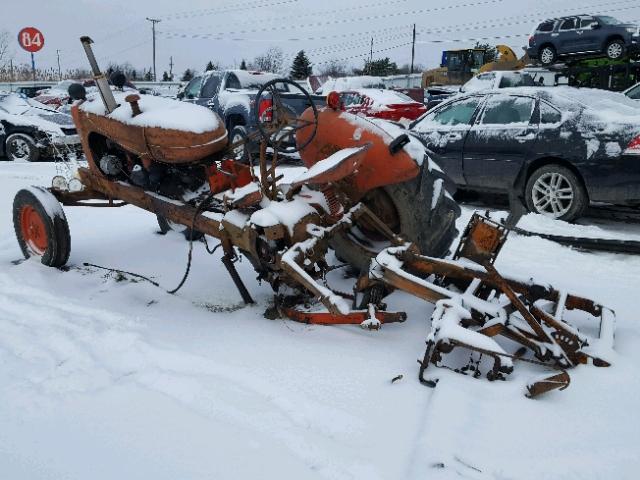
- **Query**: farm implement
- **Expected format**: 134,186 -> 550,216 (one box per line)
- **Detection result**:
11,37 -> 615,398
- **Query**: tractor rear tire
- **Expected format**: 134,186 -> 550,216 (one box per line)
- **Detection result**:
331,165 -> 460,272
13,187 -> 71,267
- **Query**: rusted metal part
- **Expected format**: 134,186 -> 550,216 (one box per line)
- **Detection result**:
526,371 -> 571,398
374,214 -> 614,397
454,214 -> 508,265
71,105 -> 228,167
281,307 -> 406,326
125,94 -> 142,117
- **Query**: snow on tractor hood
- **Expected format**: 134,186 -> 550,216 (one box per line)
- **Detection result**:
0,93 -> 75,137
79,91 -> 221,133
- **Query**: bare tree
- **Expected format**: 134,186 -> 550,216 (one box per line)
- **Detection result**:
317,59 -> 349,78
0,30 -> 13,69
251,47 -> 284,73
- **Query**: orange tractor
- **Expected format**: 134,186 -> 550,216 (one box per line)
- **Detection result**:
11,37 -> 615,397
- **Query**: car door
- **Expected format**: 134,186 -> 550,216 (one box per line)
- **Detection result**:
182,76 -> 203,103
577,16 -> 600,51
557,17 -> 580,54
462,93 -> 538,190
197,73 -> 222,108
410,95 -> 484,185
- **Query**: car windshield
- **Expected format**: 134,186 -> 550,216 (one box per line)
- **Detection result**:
461,74 -> 495,93
499,73 -> 535,88
626,84 -> 640,100
598,16 -> 622,25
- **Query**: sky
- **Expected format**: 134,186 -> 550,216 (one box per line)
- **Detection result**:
2,0 -> 640,78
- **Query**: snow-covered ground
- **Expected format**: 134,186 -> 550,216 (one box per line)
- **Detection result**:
1,162 -> 640,480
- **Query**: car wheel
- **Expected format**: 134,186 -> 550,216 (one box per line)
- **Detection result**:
605,39 -> 625,60
539,46 -> 557,66
229,125 -> 251,163
525,164 -> 587,222
6,133 -> 40,162
156,214 -> 204,241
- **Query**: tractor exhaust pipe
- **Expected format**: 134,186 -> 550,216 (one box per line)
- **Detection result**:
80,36 -> 117,114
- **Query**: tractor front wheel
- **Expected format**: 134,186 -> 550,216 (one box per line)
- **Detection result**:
13,187 -> 71,267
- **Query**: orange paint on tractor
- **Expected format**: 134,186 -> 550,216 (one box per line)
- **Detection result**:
207,159 -> 253,194
296,105 -> 420,200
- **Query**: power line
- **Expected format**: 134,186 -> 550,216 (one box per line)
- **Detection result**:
311,41 -> 413,67
160,0 -> 300,21
159,0 -> 506,38
178,0 -> 415,33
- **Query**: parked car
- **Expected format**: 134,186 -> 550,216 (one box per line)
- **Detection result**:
0,93 -> 81,162
409,87 -> 640,221
461,71 -> 536,93
338,89 -> 426,121
527,15 -> 640,66
14,85 -> 52,98
624,82 -> 640,100
178,70 -> 324,159
425,71 -> 537,111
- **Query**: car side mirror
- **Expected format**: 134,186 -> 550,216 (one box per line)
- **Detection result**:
186,93 -> 194,99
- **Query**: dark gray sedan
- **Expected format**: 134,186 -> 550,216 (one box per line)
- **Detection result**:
409,87 -> 640,221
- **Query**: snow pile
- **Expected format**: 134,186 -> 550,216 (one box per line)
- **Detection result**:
79,91 -> 220,133
250,198 -> 317,235
355,89 -> 418,107
517,213 -> 640,241
292,146 -> 365,184
318,76 -> 385,95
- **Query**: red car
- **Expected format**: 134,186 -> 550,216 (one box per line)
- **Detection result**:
338,89 -> 427,121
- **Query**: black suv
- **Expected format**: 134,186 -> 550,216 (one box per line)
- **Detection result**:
527,15 -> 640,66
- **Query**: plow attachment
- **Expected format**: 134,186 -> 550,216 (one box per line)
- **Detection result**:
370,214 -> 615,398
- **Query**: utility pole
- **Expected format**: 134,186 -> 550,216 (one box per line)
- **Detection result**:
56,49 -> 62,80
146,17 -> 161,82
169,55 -> 174,80
410,24 -> 416,74
369,37 -> 373,74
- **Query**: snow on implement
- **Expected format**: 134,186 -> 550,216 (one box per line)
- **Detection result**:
11,37 -> 614,398
369,214 -> 615,397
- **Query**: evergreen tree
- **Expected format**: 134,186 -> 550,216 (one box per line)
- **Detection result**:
205,60 -> 216,71
181,68 -> 194,81
162,71 -> 170,82
239,59 -> 247,70
143,69 -> 153,81
473,42 -> 497,64
361,57 -> 398,76
290,50 -> 312,80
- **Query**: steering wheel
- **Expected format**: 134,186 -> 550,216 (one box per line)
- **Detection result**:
254,78 -> 318,154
